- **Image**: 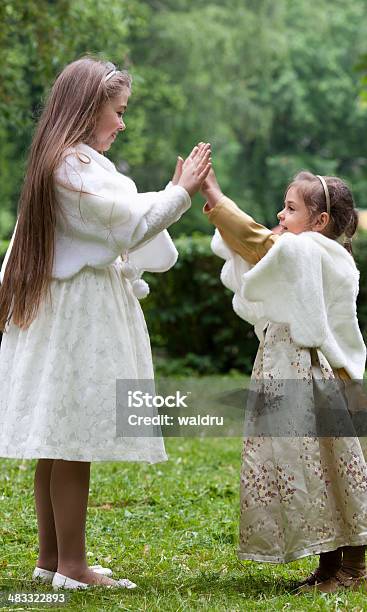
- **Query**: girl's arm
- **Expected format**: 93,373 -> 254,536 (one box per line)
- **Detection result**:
54,145 -> 210,256
201,167 -> 278,265
204,195 -> 278,265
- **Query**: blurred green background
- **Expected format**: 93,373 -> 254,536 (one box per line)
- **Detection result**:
1,0 -> 367,374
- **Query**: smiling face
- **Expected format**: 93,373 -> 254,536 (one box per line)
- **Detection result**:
91,87 -> 130,152
277,186 -> 311,234
277,184 -> 330,235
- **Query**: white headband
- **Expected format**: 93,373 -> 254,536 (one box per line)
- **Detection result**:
316,175 -> 331,216
105,69 -> 117,82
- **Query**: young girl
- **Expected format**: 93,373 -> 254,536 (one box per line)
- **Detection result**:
201,164 -> 367,594
0,57 -> 211,590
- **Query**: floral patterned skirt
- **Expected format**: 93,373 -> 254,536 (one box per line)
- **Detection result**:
239,322 -> 367,563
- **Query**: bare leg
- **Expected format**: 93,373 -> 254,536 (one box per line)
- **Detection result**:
50,460 -> 115,585
34,459 -> 58,571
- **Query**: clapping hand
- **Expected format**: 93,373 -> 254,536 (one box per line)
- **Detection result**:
171,143 -> 212,197
197,143 -> 224,209
171,156 -> 184,185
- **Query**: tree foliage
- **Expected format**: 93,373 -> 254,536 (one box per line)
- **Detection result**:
1,0 -> 367,369
1,0 -> 367,238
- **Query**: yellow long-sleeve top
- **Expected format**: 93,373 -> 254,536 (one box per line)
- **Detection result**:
203,195 -> 279,265
203,195 -> 352,383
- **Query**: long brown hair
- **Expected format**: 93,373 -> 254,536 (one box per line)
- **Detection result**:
286,171 -> 358,257
0,56 -> 131,331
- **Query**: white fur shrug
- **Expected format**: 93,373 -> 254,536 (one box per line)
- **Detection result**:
212,229 -> 366,380
1,144 -> 190,292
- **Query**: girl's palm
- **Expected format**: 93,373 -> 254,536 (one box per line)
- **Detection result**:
201,167 -> 221,198
178,144 -> 211,197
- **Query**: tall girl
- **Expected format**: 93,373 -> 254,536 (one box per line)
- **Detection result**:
202,165 -> 367,593
0,57 -> 211,590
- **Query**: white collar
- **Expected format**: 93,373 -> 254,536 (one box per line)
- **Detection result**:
279,230 -> 357,274
74,143 -> 117,174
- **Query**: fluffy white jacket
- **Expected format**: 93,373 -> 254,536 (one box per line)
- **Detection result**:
1,144 -> 190,291
212,229 -> 366,380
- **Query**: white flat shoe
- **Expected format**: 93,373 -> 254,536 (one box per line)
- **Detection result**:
32,567 -> 55,583
52,572 -> 137,590
115,578 -> 137,589
90,565 -> 113,577
52,572 -> 89,590
33,564 -> 113,584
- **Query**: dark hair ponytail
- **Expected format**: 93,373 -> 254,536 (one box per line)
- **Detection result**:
343,209 -> 359,256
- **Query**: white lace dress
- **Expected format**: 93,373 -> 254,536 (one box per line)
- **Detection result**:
0,260 -> 167,462
0,144 -> 193,463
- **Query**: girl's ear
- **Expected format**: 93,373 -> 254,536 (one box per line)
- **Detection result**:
313,212 -> 330,232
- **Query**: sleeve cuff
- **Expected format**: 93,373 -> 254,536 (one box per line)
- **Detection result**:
203,196 -> 237,222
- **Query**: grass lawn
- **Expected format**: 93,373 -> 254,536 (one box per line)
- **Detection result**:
1,377 -> 367,610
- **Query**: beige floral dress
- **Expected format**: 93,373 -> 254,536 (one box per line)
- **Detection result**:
205,195 -> 367,564
239,321 -> 367,563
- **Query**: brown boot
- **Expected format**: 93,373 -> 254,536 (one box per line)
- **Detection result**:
308,567 -> 367,593
342,545 -> 366,578
298,546 -> 367,594
296,548 -> 342,590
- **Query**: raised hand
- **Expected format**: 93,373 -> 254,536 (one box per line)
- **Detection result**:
193,143 -> 223,209
171,156 -> 184,185
200,166 -> 222,201
177,143 -> 211,197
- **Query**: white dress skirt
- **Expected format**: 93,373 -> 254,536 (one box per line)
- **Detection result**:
0,261 -> 167,463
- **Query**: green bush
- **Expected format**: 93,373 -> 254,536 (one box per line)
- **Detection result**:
143,230 -> 367,376
143,233 -> 260,377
